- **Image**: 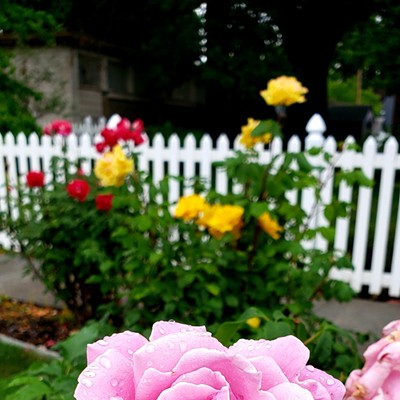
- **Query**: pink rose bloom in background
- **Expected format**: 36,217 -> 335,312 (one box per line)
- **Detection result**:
74,321 -> 345,400
43,119 -> 72,136
344,319 -> 400,400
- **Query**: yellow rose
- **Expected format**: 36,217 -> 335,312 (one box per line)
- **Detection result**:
197,204 -> 244,239
94,144 -> 134,187
258,211 -> 283,240
259,76 -> 308,107
246,317 -> 261,329
239,117 -> 272,149
174,194 -> 207,221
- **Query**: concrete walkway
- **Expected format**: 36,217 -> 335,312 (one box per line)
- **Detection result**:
1,252 -> 399,343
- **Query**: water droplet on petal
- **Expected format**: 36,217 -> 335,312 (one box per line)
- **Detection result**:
81,378 -> 93,387
327,379 -> 335,386
168,319 -> 175,323
146,344 -> 155,353
100,356 -> 112,369
248,344 -> 254,351
128,349 -> 134,355
159,326 -> 165,334
98,339 -> 109,346
265,344 -> 271,349
84,371 -> 96,378
110,379 -> 119,387
306,365 -> 315,372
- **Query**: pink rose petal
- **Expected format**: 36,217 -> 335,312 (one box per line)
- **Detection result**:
87,330 -> 148,364
133,330 -> 225,379
298,365 -> 345,400
269,382 -> 314,399
149,320 -> 207,341
382,319 -> 400,337
74,348 -> 135,400
229,336 -> 309,380
249,355 -> 289,390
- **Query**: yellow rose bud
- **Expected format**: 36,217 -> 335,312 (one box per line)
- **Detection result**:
258,211 -> 283,240
246,317 -> 261,329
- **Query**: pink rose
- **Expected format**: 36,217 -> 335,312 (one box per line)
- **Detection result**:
74,321 -> 345,400
344,319 -> 400,400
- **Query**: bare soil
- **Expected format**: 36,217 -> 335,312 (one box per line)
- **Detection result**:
0,296 -> 79,349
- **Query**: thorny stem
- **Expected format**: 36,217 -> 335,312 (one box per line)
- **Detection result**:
300,152 -> 343,235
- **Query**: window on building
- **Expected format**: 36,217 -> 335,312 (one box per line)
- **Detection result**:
108,61 -> 130,93
79,54 -> 102,89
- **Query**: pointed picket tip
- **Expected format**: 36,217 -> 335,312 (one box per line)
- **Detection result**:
305,113 -> 327,134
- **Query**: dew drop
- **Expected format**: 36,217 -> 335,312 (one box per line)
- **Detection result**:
110,379 -> 119,387
168,319 -> 175,323
248,344 -> 254,351
327,379 -> 335,386
146,344 -> 155,353
84,371 -> 96,378
128,349 -> 134,355
159,326 -> 166,334
306,365 -> 315,372
98,339 -> 109,346
265,344 -> 271,349
81,378 -> 93,388
100,356 -> 112,369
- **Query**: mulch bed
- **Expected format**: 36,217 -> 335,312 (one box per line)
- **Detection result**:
0,296 -> 79,349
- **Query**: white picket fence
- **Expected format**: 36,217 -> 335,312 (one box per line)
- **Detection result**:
1,114 -> 400,298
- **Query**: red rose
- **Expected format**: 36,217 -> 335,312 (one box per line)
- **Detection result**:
95,194 -> 114,211
43,119 -> 72,136
67,179 -> 90,202
26,171 -> 45,188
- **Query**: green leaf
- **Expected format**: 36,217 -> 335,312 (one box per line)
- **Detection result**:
263,320 -> 294,339
251,119 -> 282,138
6,376 -> 51,400
249,202 -> 269,218
295,153 -> 314,173
205,283 -> 220,296
313,330 -> 333,365
134,215 -> 153,232
214,321 -> 244,346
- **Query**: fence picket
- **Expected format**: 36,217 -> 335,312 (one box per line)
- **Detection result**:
369,137 -> 398,294
351,136 -> 377,292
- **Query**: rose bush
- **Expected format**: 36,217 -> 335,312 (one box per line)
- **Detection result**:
344,319 -> 400,400
74,320 -> 345,400
0,114 -> 147,324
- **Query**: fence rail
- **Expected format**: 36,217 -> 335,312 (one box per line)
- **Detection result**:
1,114 -> 400,297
